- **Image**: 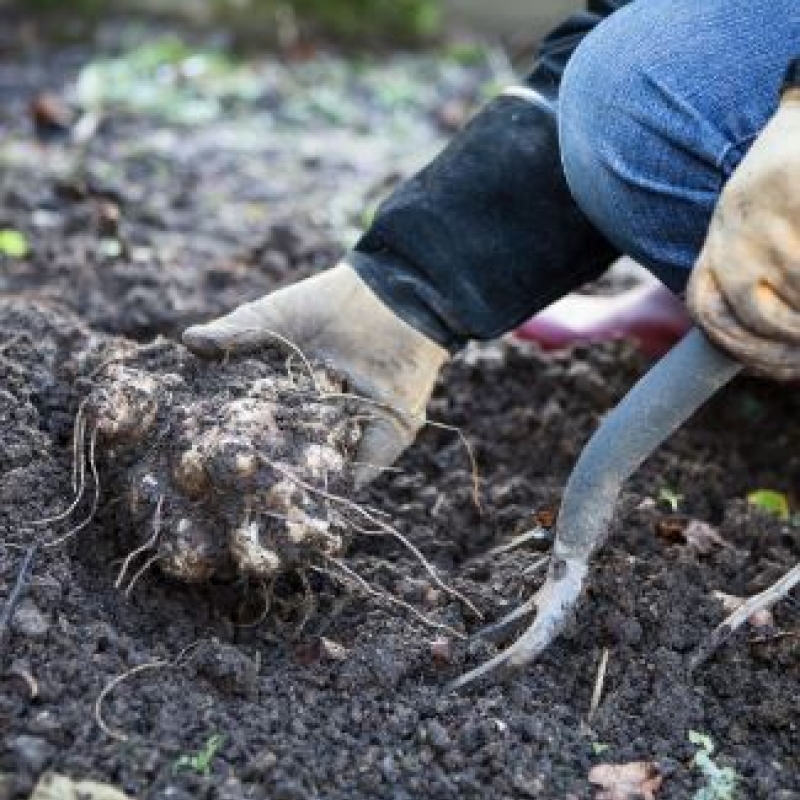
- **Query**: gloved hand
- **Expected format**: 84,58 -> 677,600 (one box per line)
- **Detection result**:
688,89 -> 800,380
183,263 -> 449,487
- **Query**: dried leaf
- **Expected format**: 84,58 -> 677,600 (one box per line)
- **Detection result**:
430,636 -> 452,664
683,521 -> 730,554
534,507 -> 558,528
30,92 -> 73,131
293,636 -> 348,665
655,516 -> 687,542
656,518 -> 729,554
712,592 -> 743,614
589,761 -> 663,800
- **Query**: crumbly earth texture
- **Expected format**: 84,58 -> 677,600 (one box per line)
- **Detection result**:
1,17 -> 800,800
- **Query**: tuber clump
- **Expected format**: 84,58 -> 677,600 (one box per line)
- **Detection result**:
83,339 -> 362,585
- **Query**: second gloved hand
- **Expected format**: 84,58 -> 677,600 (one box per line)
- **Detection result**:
183,263 -> 449,487
688,88 -> 800,379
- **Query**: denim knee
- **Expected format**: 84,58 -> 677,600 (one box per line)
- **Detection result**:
557,0 -> 795,291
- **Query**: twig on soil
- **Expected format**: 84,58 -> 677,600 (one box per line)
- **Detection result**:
94,640 -> 201,742
316,557 -> 466,640
295,569 -> 317,633
44,426 -> 100,549
350,460 -> 405,476
523,555 -> 550,576
490,526 -> 551,556
0,543 -> 38,658
692,562 -> 800,670
588,647 -> 610,723
72,399 -> 89,494
263,458 -> 481,619
115,496 -> 164,590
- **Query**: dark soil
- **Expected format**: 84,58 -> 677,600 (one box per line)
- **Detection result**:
2,16 -> 799,800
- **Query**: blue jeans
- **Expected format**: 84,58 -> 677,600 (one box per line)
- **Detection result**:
559,0 -> 800,292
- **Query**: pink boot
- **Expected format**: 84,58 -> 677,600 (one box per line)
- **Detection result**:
514,282 -> 691,357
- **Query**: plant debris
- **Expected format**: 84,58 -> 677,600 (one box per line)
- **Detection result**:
746,489 -> 790,521
588,761 -> 663,800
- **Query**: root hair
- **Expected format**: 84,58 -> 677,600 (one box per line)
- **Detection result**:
315,557 -> 465,640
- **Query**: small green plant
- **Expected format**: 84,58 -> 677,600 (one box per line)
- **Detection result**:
689,731 -> 737,800
174,734 -> 225,777
658,487 -> 684,513
0,229 -> 29,258
747,489 -> 790,521
591,741 -> 610,756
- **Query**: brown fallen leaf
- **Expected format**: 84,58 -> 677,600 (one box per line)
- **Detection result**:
683,520 -> 731,554
30,92 -> 73,134
655,515 -> 687,543
430,636 -> 452,664
656,517 -> 731,554
588,761 -> 663,800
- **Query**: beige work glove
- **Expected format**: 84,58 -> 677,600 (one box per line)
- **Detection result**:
688,89 -> 800,380
183,263 -> 449,486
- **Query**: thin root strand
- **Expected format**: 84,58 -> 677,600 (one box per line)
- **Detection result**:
317,557 -> 466,640
263,458 -> 482,619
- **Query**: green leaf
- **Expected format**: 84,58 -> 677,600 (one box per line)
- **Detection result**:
689,730 -> 714,753
658,487 -> 684,513
0,229 -> 29,258
591,741 -> 610,756
747,490 -> 790,521
689,731 -> 738,800
173,733 -> 224,777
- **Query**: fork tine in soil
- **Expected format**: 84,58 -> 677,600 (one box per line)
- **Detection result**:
691,561 -> 800,670
451,330 -> 742,689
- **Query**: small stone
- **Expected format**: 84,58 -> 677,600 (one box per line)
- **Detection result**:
380,754 -> 400,783
429,637 -> 452,664
425,720 -> 451,752
7,735 -> 53,774
193,639 -> 259,699
320,637 -> 348,661
11,599 -> 50,639
422,586 -> 443,609
243,750 -> 278,779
